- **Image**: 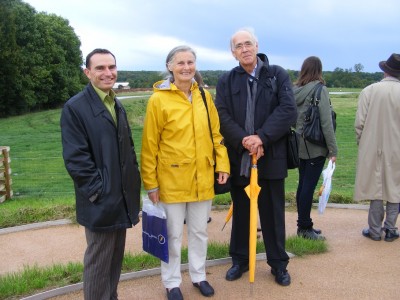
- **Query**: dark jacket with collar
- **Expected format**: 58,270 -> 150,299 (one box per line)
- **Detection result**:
215,53 -> 297,185
61,83 -> 141,232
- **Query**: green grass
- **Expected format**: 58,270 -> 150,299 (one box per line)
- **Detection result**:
0,238 -> 325,299
0,262 -> 83,300
0,197 -> 76,228
286,235 -> 328,256
0,89 -> 361,228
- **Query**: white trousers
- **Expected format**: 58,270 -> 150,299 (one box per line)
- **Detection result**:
160,200 -> 211,289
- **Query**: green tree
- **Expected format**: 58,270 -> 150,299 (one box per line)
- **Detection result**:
0,0 -> 25,116
354,63 -> 364,73
0,0 -> 84,117
33,13 -> 83,109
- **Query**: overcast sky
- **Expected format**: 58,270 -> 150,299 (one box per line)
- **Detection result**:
24,0 -> 399,73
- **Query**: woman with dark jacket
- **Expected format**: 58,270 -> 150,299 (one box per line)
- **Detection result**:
293,56 -> 337,240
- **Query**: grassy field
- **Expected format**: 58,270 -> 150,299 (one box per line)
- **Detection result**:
0,88 -> 361,228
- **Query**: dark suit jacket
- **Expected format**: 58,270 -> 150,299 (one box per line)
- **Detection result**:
61,84 -> 141,232
215,53 -> 297,185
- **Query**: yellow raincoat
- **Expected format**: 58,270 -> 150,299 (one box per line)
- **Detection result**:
141,79 -> 230,203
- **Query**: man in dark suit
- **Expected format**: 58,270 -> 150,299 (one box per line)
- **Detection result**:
61,48 -> 141,299
215,28 -> 297,286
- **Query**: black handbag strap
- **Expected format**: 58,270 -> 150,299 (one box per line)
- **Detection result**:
312,82 -> 334,107
199,87 -> 217,161
199,87 -> 213,142
311,83 -> 323,105
304,82 -> 330,158
304,83 -> 323,158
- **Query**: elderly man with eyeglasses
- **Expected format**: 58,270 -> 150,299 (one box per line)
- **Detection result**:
215,28 -> 297,286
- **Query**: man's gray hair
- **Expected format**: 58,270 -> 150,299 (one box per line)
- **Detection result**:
230,27 -> 258,51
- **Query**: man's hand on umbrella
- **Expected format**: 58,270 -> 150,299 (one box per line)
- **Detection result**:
254,146 -> 264,159
242,135 -> 264,159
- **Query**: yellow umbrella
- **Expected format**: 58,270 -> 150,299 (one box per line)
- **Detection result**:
244,154 -> 261,283
221,203 -> 233,231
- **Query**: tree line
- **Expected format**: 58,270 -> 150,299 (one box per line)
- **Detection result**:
118,69 -> 383,90
0,0 -> 383,118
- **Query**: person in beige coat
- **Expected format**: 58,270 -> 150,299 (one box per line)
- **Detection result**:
354,53 -> 400,242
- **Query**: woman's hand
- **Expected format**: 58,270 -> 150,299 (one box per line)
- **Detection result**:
148,190 -> 160,204
217,172 -> 230,184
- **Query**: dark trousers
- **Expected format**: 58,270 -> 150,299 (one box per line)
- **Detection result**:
229,178 -> 289,271
83,228 -> 127,300
296,156 -> 326,229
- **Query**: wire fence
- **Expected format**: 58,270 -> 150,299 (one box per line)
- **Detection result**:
9,156 -> 74,198
6,136 -> 358,201
2,92 -> 359,201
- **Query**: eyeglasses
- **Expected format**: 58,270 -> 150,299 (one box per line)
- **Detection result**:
234,41 -> 254,51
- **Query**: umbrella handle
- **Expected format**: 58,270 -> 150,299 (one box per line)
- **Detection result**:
251,154 -> 257,165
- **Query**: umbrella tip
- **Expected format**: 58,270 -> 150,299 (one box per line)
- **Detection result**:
249,283 -> 254,296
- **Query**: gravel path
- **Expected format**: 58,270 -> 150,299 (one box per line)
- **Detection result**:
1,206 -> 399,300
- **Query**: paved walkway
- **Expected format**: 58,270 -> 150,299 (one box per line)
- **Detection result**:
1,205 -> 399,300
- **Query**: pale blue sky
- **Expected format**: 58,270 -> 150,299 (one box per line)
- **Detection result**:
24,0 -> 399,72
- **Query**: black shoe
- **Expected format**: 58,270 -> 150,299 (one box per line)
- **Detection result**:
193,281 -> 214,297
384,228 -> 399,242
271,268 -> 291,286
313,228 -> 322,234
297,227 -> 321,234
225,264 -> 249,281
297,228 -> 326,240
362,228 -> 381,241
166,287 -> 184,300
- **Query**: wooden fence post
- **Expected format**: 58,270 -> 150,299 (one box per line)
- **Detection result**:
0,146 -> 13,203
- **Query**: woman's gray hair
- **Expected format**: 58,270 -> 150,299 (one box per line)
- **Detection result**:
230,27 -> 258,51
165,45 -> 197,80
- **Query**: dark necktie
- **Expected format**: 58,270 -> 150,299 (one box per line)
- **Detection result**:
249,79 -> 254,95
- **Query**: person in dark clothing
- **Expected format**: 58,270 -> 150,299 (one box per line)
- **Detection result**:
215,28 -> 297,286
60,48 -> 141,300
293,56 -> 338,240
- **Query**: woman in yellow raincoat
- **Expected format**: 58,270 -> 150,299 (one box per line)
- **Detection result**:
141,45 -> 230,300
